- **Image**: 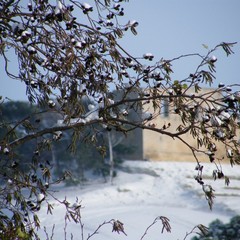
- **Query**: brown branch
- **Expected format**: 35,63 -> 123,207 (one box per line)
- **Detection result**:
140,216 -> 171,240
8,112 -> 192,150
9,119 -> 101,148
86,220 -> 112,240
108,117 -> 191,138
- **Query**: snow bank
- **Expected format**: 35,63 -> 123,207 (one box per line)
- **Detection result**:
38,161 -> 240,239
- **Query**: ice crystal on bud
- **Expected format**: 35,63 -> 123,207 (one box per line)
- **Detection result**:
56,0 -> 63,10
143,53 -> 154,61
3,147 -> 9,155
27,46 -> 37,54
21,30 -> 31,37
218,82 -> 225,88
7,179 -> 13,185
227,149 -> 233,158
210,55 -> 217,62
113,3 -> 120,10
122,109 -> 128,116
75,41 -> 83,49
37,193 -> 45,203
107,98 -> 114,105
48,100 -> 55,108
81,3 -> 93,12
53,131 -> 62,141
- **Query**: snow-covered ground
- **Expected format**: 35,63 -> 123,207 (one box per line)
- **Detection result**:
38,161 -> 240,240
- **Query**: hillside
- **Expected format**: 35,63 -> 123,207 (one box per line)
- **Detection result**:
38,160 -> 240,240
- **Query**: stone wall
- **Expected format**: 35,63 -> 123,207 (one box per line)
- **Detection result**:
142,88 -> 229,162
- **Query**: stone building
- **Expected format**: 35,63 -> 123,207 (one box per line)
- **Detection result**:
120,87 -> 238,162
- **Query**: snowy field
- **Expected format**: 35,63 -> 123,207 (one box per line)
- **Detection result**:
38,161 -> 240,240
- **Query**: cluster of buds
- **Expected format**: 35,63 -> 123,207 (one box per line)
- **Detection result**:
30,80 -> 38,88
113,3 -> 124,16
71,37 -> 86,49
16,30 -> 31,43
122,109 -> 128,116
37,193 -> 45,203
28,2 -> 33,11
143,53 -> 154,61
148,122 -> 156,128
53,131 -> 63,141
106,20 -> 114,27
48,100 -> 56,108
209,55 -> 217,63
212,170 -> 224,180
218,82 -> 225,88
227,149 -> 234,158
3,147 -> 10,155
26,194 -> 44,212
66,17 -> 77,30
206,150 -> 215,162
81,3 -> 93,14
27,46 -> 37,54
55,0 -> 65,21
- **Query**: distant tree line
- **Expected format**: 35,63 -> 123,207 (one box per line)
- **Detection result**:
0,101 -> 135,184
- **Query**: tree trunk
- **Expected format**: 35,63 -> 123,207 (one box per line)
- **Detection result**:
108,131 -> 114,184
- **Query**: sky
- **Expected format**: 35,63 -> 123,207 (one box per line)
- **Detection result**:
0,0 -> 240,101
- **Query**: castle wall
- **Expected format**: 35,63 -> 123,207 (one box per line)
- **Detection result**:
142,88 -> 229,162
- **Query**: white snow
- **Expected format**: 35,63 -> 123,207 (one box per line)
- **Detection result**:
82,3 -> 93,10
37,160 -> 240,239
